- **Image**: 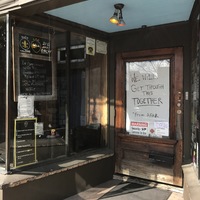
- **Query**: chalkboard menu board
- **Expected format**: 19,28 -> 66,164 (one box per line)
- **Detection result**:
13,27 -> 56,101
20,57 -> 52,96
14,118 -> 37,168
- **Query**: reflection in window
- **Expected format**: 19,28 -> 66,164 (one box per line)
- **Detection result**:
0,16 -> 6,168
9,22 -> 108,169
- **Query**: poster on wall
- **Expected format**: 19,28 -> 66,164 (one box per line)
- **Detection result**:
126,59 -> 170,138
96,40 -> 107,54
86,37 -> 95,56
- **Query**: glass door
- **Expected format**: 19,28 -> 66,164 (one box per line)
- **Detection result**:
115,48 -> 183,186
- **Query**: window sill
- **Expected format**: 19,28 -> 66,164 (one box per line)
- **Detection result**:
0,148 -> 114,189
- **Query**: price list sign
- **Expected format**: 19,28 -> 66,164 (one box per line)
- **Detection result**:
19,57 -> 52,96
14,118 -> 37,168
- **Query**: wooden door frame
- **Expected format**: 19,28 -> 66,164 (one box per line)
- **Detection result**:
115,47 -> 183,186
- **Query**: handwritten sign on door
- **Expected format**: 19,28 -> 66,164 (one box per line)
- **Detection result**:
126,59 -> 170,137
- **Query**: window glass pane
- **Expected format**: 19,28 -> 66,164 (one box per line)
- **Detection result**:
10,19 -> 108,168
0,15 -> 6,169
69,33 -> 108,153
11,24 -> 67,168
126,59 -> 170,138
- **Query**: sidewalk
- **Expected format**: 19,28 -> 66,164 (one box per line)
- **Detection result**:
64,175 -> 183,200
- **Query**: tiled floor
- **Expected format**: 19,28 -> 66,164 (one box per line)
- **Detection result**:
168,192 -> 183,200
64,176 -> 183,200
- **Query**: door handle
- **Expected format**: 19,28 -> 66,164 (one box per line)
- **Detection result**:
176,112 -> 182,140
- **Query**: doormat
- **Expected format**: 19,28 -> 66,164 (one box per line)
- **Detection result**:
99,181 -> 172,200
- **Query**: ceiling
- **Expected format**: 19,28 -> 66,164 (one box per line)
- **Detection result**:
46,0 -> 195,33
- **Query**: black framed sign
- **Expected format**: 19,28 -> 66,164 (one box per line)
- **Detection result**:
13,27 -> 57,101
19,33 -> 50,56
14,118 -> 37,168
19,57 -> 52,96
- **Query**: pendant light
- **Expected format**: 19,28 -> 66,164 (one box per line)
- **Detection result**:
109,3 -> 126,26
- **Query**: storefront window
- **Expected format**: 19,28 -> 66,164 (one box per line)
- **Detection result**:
9,17 -> 108,169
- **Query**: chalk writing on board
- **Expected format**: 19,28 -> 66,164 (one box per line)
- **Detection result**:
19,57 -> 52,96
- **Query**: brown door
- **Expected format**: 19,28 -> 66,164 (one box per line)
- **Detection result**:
115,48 -> 183,186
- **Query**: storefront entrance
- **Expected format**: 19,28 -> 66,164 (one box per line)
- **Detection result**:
115,48 -> 183,186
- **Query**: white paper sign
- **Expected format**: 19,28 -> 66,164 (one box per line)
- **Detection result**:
96,40 -> 107,54
86,37 -> 95,56
35,122 -> 44,136
126,60 -> 170,137
130,121 -> 148,136
18,95 -> 34,118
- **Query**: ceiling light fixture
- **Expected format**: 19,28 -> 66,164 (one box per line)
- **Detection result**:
109,3 -> 126,26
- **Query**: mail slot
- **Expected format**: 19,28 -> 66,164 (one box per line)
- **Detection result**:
149,152 -> 174,165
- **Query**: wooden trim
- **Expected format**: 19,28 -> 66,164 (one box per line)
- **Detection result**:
115,53 -> 125,132
121,48 -> 177,60
117,133 -> 177,145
